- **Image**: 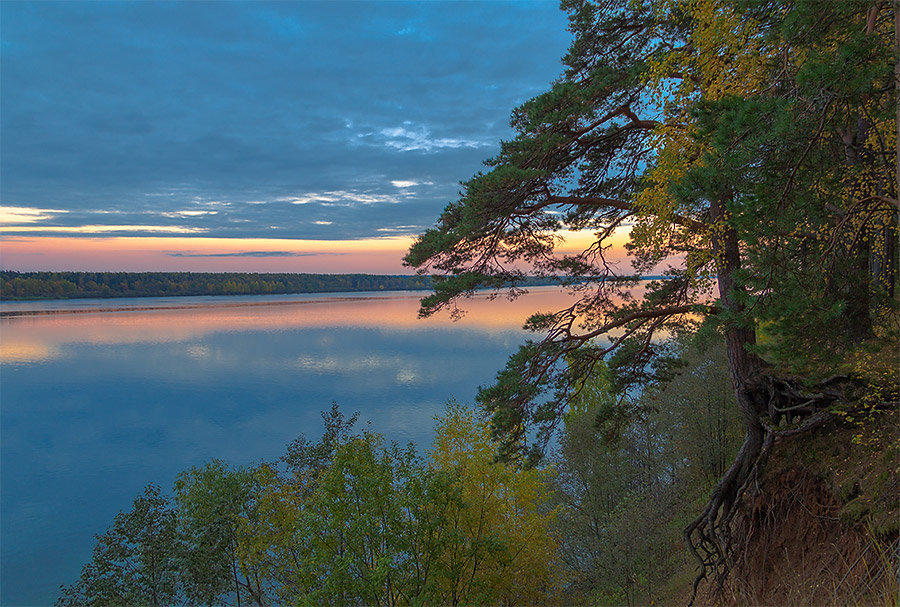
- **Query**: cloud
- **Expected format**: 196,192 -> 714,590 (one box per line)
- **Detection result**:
276,190 -> 402,206
4,225 -> 207,235
379,123 -> 490,152
159,210 -> 219,218
167,251 -> 346,258
376,225 -> 424,234
0,2 -> 571,243
390,179 -> 433,188
0,206 -> 69,225
395,368 -> 417,384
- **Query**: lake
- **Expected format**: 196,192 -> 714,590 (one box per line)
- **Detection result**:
0,288 -> 577,606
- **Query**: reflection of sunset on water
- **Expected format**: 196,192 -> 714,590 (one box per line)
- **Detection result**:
0,288 -> 584,364
0,340 -> 60,364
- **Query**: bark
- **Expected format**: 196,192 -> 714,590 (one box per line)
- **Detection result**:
894,0 -> 899,205
546,195 -> 706,231
709,198 -> 766,428
686,197 -> 768,604
890,0 -> 899,298
837,117 -> 876,341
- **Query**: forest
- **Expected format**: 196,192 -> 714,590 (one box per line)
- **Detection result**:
59,0 -> 898,605
0,271 -> 433,300
0,271 -> 572,300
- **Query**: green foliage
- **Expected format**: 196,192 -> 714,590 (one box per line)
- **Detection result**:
404,0 -> 898,461
62,403 -> 565,606
676,0 -> 897,376
241,402 -> 564,605
551,331 -> 742,604
428,401 -> 566,604
564,356 -> 628,444
58,485 -> 180,607
266,434 -> 428,605
279,401 -> 360,477
56,2 -> 900,604
174,460 -> 258,606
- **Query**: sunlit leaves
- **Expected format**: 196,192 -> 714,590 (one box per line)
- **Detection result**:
407,0 -> 896,471
64,402 -> 566,606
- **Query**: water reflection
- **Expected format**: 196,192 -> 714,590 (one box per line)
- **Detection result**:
0,288 -> 577,606
0,289 -> 577,365
0,339 -> 59,364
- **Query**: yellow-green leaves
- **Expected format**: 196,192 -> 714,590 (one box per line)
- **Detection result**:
429,401 -> 566,604
234,402 -> 565,606
634,0 -> 779,265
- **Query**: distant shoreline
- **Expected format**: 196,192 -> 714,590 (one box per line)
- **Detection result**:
0,271 -> 432,302
0,271 -> 666,302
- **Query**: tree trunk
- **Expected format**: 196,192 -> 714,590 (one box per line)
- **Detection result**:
839,118 -> 875,342
709,197 -> 765,434
686,197 -> 769,604
887,0 -> 899,298
894,0 -> 899,203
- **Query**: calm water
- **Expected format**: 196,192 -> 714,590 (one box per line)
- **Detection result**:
0,288 -> 576,606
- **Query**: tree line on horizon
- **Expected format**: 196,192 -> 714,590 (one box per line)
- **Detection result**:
0,271 -> 654,301
0,271 -> 434,300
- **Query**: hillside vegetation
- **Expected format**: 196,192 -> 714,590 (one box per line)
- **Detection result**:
402,0 -> 899,601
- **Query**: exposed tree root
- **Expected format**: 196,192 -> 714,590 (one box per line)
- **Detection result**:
684,373 -> 850,606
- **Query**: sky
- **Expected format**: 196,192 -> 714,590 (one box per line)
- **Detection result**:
0,0 -> 580,273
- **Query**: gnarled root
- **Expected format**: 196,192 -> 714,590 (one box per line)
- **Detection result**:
684,429 -> 768,606
684,373 -> 846,606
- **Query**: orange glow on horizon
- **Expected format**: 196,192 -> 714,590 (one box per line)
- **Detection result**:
0,235 -> 420,273
0,230 -> 631,274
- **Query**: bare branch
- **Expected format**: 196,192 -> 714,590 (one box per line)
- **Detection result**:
621,105 -> 660,130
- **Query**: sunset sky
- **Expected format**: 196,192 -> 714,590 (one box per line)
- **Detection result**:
0,1 -> 588,273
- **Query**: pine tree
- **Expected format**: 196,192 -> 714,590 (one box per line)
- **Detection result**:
405,0 -> 898,595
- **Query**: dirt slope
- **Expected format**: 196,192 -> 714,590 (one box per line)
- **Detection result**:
714,408 -> 899,606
